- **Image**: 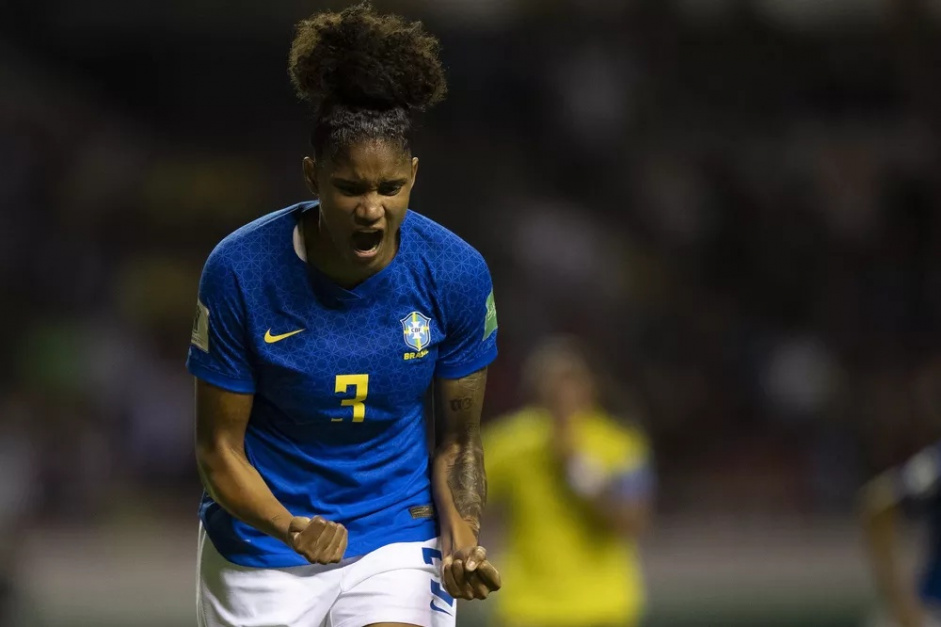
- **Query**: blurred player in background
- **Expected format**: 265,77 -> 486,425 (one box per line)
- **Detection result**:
187,4 -> 501,626
0,400 -> 37,625
483,336 -> 654,627
860,443 -> 941,627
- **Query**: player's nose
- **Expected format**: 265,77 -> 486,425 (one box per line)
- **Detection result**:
354,194 -> 384,223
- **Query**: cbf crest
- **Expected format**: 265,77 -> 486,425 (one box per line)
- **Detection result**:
401,311 -> 432,352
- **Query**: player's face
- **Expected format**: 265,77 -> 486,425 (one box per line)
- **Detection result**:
304,140 -> 418,273
539,358 -> 596,418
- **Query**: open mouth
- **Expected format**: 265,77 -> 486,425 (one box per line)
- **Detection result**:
351,230 -> 383,259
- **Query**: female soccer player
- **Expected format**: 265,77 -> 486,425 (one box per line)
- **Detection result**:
860,441 -> 941,626
186,4 -> 501,626
484,337 -> 653,627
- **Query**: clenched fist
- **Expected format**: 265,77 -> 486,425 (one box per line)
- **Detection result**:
287,516 -> 348,564
442,545 -> 502,600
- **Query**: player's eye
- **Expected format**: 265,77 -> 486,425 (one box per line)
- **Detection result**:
334,182 -> 363,196
378,184 -> 403,196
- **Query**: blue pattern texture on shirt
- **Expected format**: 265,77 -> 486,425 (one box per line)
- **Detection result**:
187,202 -> 498,567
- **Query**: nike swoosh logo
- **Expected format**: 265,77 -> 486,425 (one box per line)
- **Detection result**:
429,600 -> 452,616
264,328 -> 305,344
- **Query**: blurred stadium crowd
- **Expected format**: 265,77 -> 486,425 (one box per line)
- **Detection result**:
2,1 -> 941,618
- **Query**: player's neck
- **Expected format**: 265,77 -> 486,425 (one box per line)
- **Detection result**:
301,210 -> 398,290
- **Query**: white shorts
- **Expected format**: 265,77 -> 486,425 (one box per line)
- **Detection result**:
197,526 -> 457,627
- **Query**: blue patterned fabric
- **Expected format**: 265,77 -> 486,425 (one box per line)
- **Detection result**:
187,201 -> 498,567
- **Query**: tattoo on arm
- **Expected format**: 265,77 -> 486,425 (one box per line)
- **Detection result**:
440,369 -> 488,535
448,397 -> 473,411
447,429 -> 486,534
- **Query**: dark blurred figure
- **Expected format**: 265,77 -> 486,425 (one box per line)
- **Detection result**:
483,336 -> 654,627
0,390 -> 40,625
860,441 -> 941,627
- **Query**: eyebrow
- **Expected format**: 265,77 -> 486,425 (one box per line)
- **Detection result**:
331,177 -> 409,187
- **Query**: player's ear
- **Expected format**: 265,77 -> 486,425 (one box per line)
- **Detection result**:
303,157 -> 319,197
410,156 -> 419,185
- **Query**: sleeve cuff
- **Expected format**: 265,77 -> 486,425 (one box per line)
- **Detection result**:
187,359 -> 256,394
610,466 -> 655,501
434,346 -> 498,380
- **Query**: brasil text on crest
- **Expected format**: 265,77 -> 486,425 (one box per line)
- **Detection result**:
401,311 -> 431,360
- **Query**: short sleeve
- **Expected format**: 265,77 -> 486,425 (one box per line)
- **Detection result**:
609,463 -> 656,502
185,245 -> 256,394
434,249 -> 498,379
607,430 -> 655,503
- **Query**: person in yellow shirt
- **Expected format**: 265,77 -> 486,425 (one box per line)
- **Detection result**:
483,336 -> 654,627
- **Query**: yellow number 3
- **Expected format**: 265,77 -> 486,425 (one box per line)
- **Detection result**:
334,374 -> 369,422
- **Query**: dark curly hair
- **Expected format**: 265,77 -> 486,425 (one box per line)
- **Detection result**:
288,2 -> 447,160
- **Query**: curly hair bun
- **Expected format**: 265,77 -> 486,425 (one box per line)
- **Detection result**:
289,2 -> 447,114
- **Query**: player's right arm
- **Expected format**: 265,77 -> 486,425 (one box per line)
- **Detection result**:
194,381 -> 347,564
580,465 -> 653,537
560,431 -> 654,537
188,242 -> 346,564
195,382 -> 288,542
859,444 -> 941,627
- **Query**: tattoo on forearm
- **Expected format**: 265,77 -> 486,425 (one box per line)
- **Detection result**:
443,370 -> 488,535
447,432 -> 486,535
449,397 -> 472,411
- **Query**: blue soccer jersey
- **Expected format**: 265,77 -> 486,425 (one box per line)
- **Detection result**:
186,201 -> 498,568
892,442 -> 941,603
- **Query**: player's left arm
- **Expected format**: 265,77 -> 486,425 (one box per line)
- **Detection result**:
432,367 -> 502,601
565,448 -> 655,537
594,469 -> 654,537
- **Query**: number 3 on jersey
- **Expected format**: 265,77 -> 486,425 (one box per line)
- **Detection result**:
334,374 -> 369,422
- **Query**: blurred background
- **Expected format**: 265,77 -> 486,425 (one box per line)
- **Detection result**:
2,0 -> 941,625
